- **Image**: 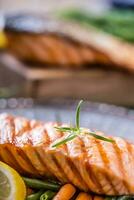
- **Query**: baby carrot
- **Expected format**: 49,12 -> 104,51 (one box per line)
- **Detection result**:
75,192 -> 92,200
53,184 -> 76,200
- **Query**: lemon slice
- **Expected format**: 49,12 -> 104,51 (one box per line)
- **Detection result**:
0,161 -> 26,200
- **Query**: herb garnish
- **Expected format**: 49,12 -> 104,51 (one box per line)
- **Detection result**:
52,100 -> 114,148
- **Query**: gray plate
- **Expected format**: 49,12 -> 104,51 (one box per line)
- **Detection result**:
0,99 -> 134,142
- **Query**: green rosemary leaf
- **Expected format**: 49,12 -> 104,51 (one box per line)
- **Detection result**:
76,100 -> 83,130
52,133 -> 78,148
86,132 -> 115,143
54,127 -> 77,132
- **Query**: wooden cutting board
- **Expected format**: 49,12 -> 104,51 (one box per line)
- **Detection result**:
0,53 -> 134,107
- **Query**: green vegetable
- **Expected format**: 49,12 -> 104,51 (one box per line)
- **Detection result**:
86,132 -> 114,143
76,100 -> 83,130
26,190 -> 44,200
47,179 -> 62,185
40,190 -> 56,200
52,132 -> 78,148
23,177 -> 60,191
59,9 -> 134,43
55,127 -> 77,132
52,100 -> 114,148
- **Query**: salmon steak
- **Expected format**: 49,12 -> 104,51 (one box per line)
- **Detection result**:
0,113 -> 134,196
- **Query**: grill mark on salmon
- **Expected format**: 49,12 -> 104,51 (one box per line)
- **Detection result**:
66,157 -> 89,190
80,137 -> 104,193
45,150 -> 68,182
126,142 -> 134,165
97,172 -> 115,195
44,129 -> 51,145
11,147 -> 36,176
124,142 -> 134,193
64,136 -> 88,190
113,140 -> 130,193
41,36 -> 63,64
58,38 -> 77,65
5,146 -> 24,174
18,148 -> 39,176
51,135 -> 89,190
35,148 -> 54,178
28,148 -> 49,176
30,36 -> 49,62
38,130 -> 60,179
51,155 -> 69,182
85,162 -> 103,194
43,126 -> 68,182
81,136 -> 105,194
60,139 -> 89,190
100,138 -> 128,194
96,140 -> 118,195
49,37 -> 71,65
0,146 -> 18,170
91,139 -> 115,195
38,36 -> 55,63
35,148 -> 52,176
48,129 -> 73,183
4,146 -> 23,173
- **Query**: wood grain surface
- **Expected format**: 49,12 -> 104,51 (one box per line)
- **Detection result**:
1,53 -> 134,106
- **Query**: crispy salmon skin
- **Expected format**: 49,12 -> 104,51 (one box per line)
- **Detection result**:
0,113 -> 134,196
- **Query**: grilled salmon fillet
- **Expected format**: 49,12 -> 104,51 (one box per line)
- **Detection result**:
4,14 -> 110,66
6,33 -> 109,66
0,113 -> 134,196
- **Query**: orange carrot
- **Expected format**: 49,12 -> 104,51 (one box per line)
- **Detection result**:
75,192 -> 92,200
53,184 -> 76,200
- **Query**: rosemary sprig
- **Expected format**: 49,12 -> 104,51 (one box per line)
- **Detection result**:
52,100 -> 114,148
76,100 -> 83,130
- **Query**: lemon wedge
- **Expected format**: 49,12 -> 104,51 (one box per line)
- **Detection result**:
0,32 -> 7,48
0,161 -> 26,200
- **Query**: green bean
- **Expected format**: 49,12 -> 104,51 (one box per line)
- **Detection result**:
26,190 -> 44,200
23,177 -> 60,191
40,190 -> 56,200
47,179 -> 62,185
